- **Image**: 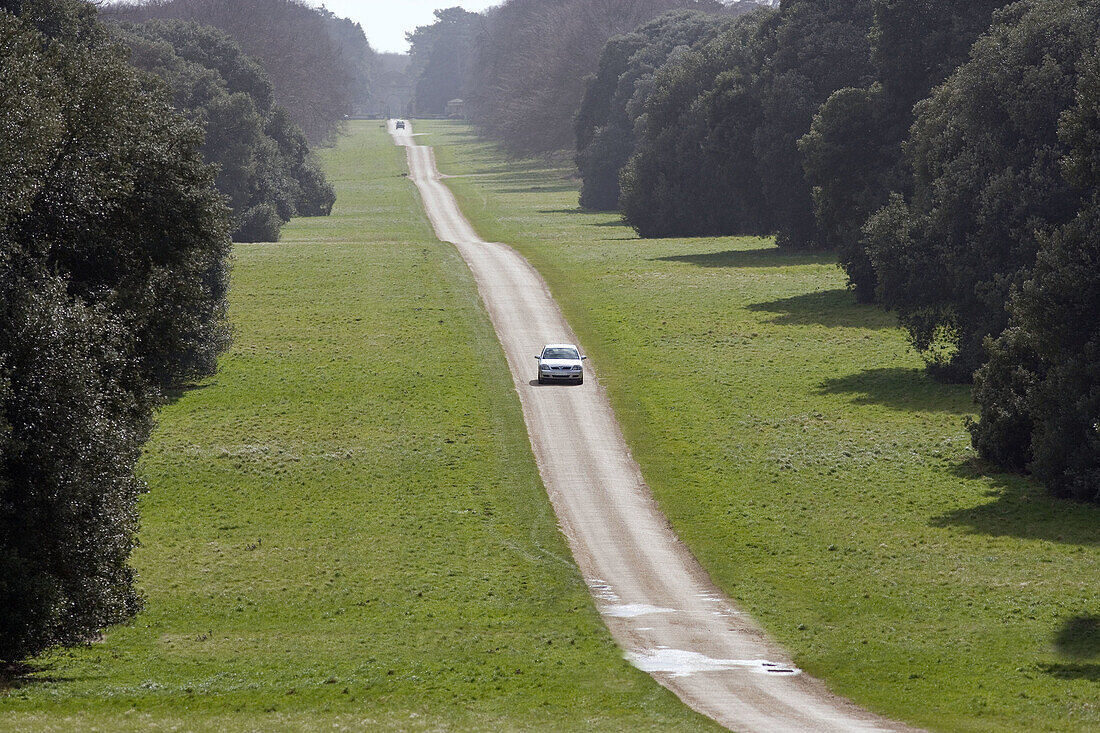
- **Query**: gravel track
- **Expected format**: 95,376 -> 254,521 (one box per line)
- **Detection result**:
391,121 -> 918,733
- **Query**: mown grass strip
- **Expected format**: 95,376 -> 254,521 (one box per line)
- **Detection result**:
419,119 -> 1100,733
0,121 -> 714,732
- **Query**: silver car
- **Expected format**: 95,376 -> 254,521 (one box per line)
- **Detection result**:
535,343 -> 586,385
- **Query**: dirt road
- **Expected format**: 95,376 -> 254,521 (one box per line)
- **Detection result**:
390,121 -> 916,732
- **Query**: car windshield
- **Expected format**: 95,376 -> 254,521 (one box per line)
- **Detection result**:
543,348 -> 579,360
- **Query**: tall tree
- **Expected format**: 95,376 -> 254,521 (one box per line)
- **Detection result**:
751,0 -> 874,249
112,19 -> 335,242
864,0 -> 1100,381
971,35 -> 1100,502
619,9 -> 775,237
1,0 -> 230,663
408,7 -> 479,115
800,0 -> 1011,299
575,9 -> 735,210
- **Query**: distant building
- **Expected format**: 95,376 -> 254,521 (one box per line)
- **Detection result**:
445,99 -> 467,118
362,53 -> 413,118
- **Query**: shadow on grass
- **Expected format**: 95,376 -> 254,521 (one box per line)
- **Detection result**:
1055,616 -> 1100,659
499,183 -> 577,194
930,460 -> 1100,546
653,246 -> 833,269
0,662 -> 77,690
1041,617 -> 1100,680
164,382 -> 211,406
1038,662 -> 1100,681
818,367 -> 971,413
748,289 -> 897,330
537,209 -> 629,227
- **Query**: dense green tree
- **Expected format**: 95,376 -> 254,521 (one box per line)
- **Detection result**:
113,20 -> 335,241
620,0 -> 873,242
798,83 -> 897,298
575,9 -> 733,210
0,268 -> 148,664
971,40 -> 1100,502
107,0 -> 374,145
801,0 -> 1011,299
408,7 -> 479,115
467,0 -> 724,156
0,0 -> 231,662
865,0 -> 1099,381
620,9 -> 775,237
751,0 -> 874,249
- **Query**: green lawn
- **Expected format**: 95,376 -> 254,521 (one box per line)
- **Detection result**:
0,121 -> 714,732
417,119 -> 1100,733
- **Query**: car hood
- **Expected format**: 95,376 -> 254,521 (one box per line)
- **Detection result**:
541,358 -> 582,367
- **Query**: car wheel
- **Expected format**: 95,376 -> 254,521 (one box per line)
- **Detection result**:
538,375 -> 544,385
577,376 -> 583,385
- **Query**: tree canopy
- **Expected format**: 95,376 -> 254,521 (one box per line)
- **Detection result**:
970,25 -> 1100,501
619,0 -> 874,245
106,0 -> 375,145
864,0 -> 1099,381
619,9 -> 775,237
0,0 -> 231,662
800,0 -> 1012,300
407,7 -> 480,115
112,19 -> 335,241
574,9 -> 735,210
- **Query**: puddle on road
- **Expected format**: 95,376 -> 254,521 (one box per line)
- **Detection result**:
627,648 -> 801,678
586,578 -> 620,603
601,603 -> 676,618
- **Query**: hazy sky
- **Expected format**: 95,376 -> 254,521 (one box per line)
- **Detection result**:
312,1 -> 501,54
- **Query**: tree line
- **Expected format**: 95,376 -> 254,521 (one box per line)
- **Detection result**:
110,20 -> 336,242
598,0 -> 1100,502
407,0 -> 764,155
106,0 -> 376,146
1,0 -> 231,664
410,0 -> 1099,502
1,0 -> 372,666
103,0 -> 384,242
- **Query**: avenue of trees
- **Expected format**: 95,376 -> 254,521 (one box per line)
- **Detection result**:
1,0 -> 371,666
1,0 -> 231,663
3,0 -> 1096,675
106,0 -> 376,145
407,0 -> 768,156
110,20 -> 336,241
407,0 -> 1099,500
574,0 -> 1100,501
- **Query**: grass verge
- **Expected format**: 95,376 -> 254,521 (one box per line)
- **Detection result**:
0,121 -> 714,732
418,119 -> 1100,733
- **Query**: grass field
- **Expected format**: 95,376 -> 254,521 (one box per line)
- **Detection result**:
417,119 -> 1100,732
0,122 -> 715,732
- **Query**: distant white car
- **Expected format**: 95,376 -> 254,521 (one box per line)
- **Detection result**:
535,343 -> 586,385
395,120 -> 406,129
